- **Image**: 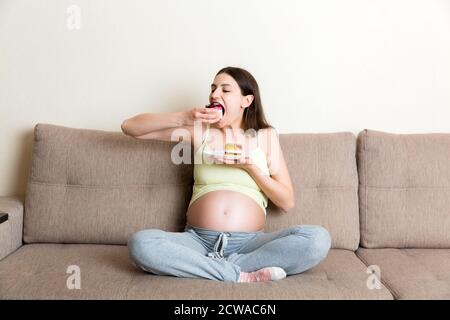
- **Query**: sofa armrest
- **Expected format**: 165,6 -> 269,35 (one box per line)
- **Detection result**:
0,196 -> 24,260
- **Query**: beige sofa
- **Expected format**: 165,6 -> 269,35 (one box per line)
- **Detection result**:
0,123 -> 449,299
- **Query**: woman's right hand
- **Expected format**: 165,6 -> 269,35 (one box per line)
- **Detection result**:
183,107 -> 222,126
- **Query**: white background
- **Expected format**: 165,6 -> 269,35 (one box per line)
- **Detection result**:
1,0 -> 449,196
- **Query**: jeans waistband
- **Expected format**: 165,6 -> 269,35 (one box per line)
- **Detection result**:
184,223 -> 263,259
184,223 -> 264,235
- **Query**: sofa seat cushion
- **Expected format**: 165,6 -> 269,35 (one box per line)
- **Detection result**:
357,248 -> 450,299
0,244 -> 392,299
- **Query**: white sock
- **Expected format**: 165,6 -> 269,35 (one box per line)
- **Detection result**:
238,267 -> 287,283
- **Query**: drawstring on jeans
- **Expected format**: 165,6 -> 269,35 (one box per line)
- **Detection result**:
207,232 -> 231,259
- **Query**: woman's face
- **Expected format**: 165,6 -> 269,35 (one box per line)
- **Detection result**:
209,73 -> 253,129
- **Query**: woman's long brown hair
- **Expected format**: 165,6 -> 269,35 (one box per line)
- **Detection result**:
216,67 -> 274,132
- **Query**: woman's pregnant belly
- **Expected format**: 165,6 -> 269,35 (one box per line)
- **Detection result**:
186,190 -> 266,232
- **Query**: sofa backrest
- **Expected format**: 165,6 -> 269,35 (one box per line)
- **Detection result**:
267,133 -> 360,250
24,123 -> 360,250
357,129 -> 450,248
24,123 -> 194,244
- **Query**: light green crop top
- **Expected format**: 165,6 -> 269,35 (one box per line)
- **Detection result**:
188,124 -> 270,215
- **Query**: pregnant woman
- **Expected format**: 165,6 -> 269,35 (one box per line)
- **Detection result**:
121,66 -> 331,283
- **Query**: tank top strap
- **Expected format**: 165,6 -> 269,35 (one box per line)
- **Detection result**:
203,123 -> 210,144
194,123 -> 210,155
257,128 -> 263,149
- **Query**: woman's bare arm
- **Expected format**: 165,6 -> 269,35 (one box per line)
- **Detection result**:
245,128 -> 295,213
121,111 -> 187,137
121,107 -> 221,138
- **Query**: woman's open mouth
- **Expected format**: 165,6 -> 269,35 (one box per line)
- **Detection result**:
207,102 -> 225,116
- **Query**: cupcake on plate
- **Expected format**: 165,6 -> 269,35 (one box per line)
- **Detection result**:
224,143 -> 243,159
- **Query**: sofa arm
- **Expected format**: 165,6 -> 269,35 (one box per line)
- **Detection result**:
0,196 -> 24,260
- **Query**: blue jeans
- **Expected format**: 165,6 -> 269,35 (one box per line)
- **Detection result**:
128,224 -> 331,283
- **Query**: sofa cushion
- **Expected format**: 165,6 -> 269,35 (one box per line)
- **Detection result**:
357,129 -> 450,248
266,133 -> 360,250
357,248 -> 450,299
24,123 -> 194,244
0,244 -> 392,299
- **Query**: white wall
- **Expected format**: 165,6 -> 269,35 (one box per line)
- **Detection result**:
1,0 -> 449,197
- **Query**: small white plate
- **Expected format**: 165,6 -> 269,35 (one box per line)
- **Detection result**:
204,150 -> 225,157
223,154 -> 243,160
204,150 -> 243,160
